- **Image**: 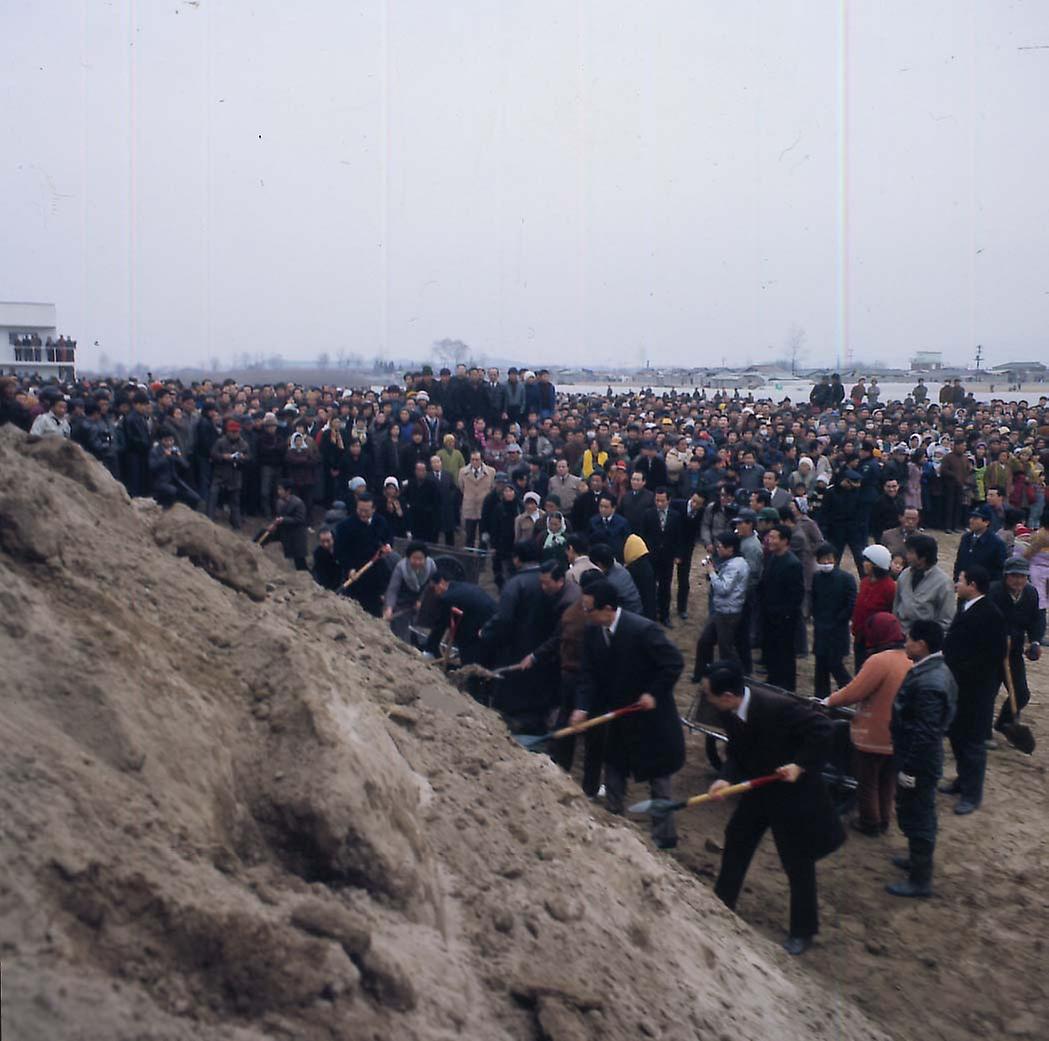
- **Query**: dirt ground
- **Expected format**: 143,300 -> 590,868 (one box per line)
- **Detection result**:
253,507 -> 1049,1041
624,536 -> 1049,1041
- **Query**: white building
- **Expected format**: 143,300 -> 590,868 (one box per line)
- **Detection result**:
0,301 -> 76,381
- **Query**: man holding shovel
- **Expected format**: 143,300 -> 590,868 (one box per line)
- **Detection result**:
572,581 -> 685,849
989,557 -> 1043,735
702,660 -> 844,955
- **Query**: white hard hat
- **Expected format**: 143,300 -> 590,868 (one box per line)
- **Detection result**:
862,545 -> 892,571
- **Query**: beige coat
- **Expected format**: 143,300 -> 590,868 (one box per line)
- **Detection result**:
457,463 -> 496,520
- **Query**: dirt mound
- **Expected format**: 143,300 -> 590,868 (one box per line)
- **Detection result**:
0,426 -> 888,1041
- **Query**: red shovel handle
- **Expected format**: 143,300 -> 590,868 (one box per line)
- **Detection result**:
549,700 -> 648,740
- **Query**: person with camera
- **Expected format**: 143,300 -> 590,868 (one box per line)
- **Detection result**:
692,533 -> 749,679
149,426 -> 200,510
207,418 -> 252,530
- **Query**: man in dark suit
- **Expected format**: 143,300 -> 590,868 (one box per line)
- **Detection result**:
703,660 -> 845,955
333,492 -> 394,617
619,470 -> 655,532
570,471 -> 606,532
480,541 -> 557,730
942,564 -> 1008,815
672,491 -> 706,620
573,581 -> 686,848
429,452 -> 458,546
423,569 -> 497,666
953,505 -> 1008,583
760,524 -> 805,690
588,494 -> 631,561
640,487 -> 684,626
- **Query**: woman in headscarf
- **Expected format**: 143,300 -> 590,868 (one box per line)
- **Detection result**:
539,511 -> 568,565
824,612 -> 912,837
383,541 -> 437,642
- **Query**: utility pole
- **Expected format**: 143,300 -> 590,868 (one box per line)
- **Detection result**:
974,344 -> 983,373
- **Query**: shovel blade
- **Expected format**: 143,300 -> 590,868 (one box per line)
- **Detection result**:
627,798 -> 682,815
513,733 -> 552,751
1002,722 -> 1036,756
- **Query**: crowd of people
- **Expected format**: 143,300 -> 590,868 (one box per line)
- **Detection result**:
3,362 -> 1048,955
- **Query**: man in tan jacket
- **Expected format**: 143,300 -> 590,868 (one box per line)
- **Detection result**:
457,449 -> 496,547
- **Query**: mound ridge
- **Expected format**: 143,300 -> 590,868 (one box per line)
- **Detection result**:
0,424 -> 887,1041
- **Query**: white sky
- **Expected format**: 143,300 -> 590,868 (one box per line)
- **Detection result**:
3,1 -> 1048,371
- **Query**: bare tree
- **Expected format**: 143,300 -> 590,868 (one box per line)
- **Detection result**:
432,337 -> 471,367
785,324 -> 806,376
317,351 -> 331,370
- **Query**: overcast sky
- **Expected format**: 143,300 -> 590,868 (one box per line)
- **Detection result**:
3,1 -> 1048,372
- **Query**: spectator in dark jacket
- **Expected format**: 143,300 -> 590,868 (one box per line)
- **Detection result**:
618,471 -> 655,531
943,565 -> 1008,814
121,393 -> 153,497
888,620 -> 957,897
588,494 -> 631,561
623,534 -> 658,621
953,505 -> 1008,583
811,542 -> 857,699
760,524 -> 805,690
255,414 -> 287,520
272,480 -> 308,570
404,461 -> 441,542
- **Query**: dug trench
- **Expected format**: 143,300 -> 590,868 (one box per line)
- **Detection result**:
0,425 -> 891,1040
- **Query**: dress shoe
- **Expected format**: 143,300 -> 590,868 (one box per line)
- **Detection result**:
954,800 -> 979,816
939,778 -> 961,795
662,618 -> 673,629
886,879 -> 932,898
891,854 -> 911,871
782,935 -> 812,956
656,839 -> 678,851
678,610 -> 689,621
984,738 -> 998,751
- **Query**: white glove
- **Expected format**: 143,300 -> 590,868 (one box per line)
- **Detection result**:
897,772 -> 916,790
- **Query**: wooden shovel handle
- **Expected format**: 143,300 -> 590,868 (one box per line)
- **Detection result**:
684,773 -> 782,809
1003,637 -> 1018,715
549,701 -> 648,740
342,550 -> 381,589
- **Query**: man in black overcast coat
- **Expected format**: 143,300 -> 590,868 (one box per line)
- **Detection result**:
703,661 -> 845,955
942,564 -> 1008,815
760,524 -> 805,690
574,580 -> 685,848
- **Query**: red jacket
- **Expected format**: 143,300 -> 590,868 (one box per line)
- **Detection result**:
852,575 -> 897,637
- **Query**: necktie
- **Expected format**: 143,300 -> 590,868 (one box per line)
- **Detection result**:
660,511 -> 667,531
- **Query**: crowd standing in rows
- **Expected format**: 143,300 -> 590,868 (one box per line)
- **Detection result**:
4,363 -> 1048,954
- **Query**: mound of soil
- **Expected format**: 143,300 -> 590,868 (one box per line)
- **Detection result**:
0,424 -> 888,1041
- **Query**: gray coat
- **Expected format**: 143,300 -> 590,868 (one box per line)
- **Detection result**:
893,565 -> 956,631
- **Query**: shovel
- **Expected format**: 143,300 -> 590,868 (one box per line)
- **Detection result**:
629,773 -> 782,815
339,549 -> 381,587
437,607 -> 463,672
513,700 -> 651,751
1001,642 -> 1035,755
